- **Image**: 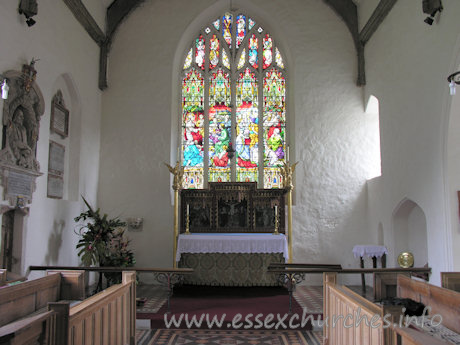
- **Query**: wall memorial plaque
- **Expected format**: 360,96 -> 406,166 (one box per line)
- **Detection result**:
47,174 -> 63,199
50,101 -> 69,137
7,170 -> 33,198
48,140 -> 65,176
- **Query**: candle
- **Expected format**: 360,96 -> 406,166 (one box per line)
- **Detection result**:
274,204 -> 278,216
186,203 -> 190,216
286,146 -> 290,162
177,147 -> 180,161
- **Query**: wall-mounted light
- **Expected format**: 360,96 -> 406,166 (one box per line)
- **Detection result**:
18,0 -> 38,27
447,71 -> 460,96
127,217 -> 144,231
0,75 -> 9,100
422,0 -> 443,25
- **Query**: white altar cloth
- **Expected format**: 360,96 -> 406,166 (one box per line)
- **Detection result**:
176,233 -> 289,262
352,245 -> 388,258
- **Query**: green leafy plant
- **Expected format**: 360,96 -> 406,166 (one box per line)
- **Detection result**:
74,197 -> 135,288
74,197 -> 126,266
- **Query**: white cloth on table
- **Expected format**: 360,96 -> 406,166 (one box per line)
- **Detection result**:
352,245 -> 388,259
176,233 -> 288,262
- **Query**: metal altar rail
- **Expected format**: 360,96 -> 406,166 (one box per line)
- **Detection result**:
29,265 -> 193,313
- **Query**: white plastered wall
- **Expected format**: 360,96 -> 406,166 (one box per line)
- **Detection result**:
0,0 -> 102,277
364,0 -> 460,285
446,40 -> 460,272
99,0 -> 381,284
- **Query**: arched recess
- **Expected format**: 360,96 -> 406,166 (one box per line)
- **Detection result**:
50,74 -> 82,201
392,198 -> 428,267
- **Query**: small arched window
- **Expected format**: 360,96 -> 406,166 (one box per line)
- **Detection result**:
181,12 -> 287,189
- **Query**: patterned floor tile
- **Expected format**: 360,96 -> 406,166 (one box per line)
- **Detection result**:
136,329 -> 322,345
293,286 -> 323,314
137,285 -> 168,314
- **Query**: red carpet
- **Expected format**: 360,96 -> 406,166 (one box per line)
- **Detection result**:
137,285 -> 315,330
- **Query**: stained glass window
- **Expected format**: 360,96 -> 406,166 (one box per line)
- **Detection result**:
223,49 -> 230,69
222,13 -> 232,47
181,12 -> 287,189
275,47 -> 284,69
213,19 -> 220,30
209,35 -> 220,70
263,69 -> 286,189
237,49 -> 246,70
236,14 -> 246,49
249,34 -> 258,69
182,69 -> 204,189
195,35 -> 205,70
263,34 -> 273,69
209,69 -> 231,182
236,68 -> 258,182
248,18 -> 255,31
183,48 -> 192,70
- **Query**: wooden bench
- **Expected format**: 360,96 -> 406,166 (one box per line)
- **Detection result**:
323,272 -> 403,345
50,271 -> 136,345
441,272 -> 460,292
397,275 -> 460,334
0,270 -> 85,345
0,269 -> 27,287
322,272 -> 459,345
0,270 -> 136,345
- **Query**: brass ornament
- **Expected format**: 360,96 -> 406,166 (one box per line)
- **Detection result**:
165,161 -> 184,191
397,252 -> 414,268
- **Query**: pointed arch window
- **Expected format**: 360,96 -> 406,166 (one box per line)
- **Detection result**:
181,12 -> 286,189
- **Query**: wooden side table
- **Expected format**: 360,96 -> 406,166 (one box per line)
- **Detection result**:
352,245 -> 388,292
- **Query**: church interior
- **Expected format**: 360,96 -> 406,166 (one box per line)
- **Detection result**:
0,0 -> 460,344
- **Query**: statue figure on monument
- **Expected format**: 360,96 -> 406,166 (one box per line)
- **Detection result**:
8,108 -> 34,169
0,63 -> 44,172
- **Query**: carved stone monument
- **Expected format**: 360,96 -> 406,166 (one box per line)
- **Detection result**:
0,60 -> 44,206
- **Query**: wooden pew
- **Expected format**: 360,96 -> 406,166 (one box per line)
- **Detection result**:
49,270 -> 136,345
323,272 -> 402,345
0,270 -> 136,345
0,269 -> 27,287
0,270 -> 85,345
397,275 -> 460,336
440,272 -> 460,292
391,325 -> 452,345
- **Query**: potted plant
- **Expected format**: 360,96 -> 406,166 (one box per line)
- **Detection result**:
74,197 -> 135,291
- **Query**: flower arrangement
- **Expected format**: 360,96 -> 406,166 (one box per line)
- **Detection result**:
102,228 -> 136,285
74,197 -> 135,288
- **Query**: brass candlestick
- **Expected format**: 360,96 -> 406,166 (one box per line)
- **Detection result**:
185,204 -> 191,235
273,205 -> 279,235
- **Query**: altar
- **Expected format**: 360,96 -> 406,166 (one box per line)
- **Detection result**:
173,182 -> 289,286
177,233 -> 288,286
